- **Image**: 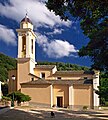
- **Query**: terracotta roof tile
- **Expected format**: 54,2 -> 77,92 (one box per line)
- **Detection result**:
21,79 -> 93,85
52,71 -> 94,76
21,79 -> 51,85
35,65 -> 56,69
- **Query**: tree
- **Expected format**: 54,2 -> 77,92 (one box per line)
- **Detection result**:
1,83 -> 8,96
7,91 -> 31,103
46,0 -> 108,71
96,73 -> 108,105
0,53 -> 17,82
37,61 -> 89,71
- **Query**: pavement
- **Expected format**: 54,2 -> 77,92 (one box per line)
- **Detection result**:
0,106 -> 11,115
0,107 -> 108,120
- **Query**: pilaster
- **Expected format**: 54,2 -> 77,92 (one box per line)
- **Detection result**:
50,84 -> 53,107
17,33 -> 22,58
93,70 -> 100,108
69,85 -> 74,109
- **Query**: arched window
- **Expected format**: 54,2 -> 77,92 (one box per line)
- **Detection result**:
22,35 -> 26,57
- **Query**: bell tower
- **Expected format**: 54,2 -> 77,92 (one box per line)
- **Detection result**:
17,14 -> 36,61
16,14 -> 36,90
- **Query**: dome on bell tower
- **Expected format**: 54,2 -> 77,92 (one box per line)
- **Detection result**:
20,14 -> 33,30
21,13 -> 33,24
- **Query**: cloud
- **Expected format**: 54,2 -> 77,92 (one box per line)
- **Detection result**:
46,28 -> 64,35
36,33 -> 48,46
37,33 -> 78,58
0,24 -> 16,45
46,40 -> 78,58
0,0 -> 71,28
0,0 -> 77,58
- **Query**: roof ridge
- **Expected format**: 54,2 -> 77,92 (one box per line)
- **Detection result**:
36,64 -> 56,66
56,70 -> 84,72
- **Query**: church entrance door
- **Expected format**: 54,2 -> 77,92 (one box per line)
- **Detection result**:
57,97 -> 63,107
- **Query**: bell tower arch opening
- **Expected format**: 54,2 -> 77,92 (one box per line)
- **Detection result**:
22,35 -> 26,58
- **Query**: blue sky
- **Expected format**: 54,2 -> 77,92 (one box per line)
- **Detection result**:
0,0 -> 92,67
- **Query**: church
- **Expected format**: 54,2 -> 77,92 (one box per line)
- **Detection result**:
8,14 -> 99,109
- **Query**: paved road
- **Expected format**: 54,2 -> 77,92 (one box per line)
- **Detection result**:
0,108 -> 107,120
0,106 -> 9,109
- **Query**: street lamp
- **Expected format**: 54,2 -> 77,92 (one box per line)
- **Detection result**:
11,75 -> 15,107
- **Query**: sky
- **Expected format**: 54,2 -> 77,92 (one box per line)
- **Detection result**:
0,0 -> 92,67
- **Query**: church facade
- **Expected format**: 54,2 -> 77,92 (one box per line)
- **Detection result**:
8,15 -> 99,109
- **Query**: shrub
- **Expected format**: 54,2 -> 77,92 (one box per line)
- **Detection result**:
7,91 -> 31,103
83,106 -> 88,110
2,96 -> 11,101
1,96 -> 12,106
105,102 -> 108,106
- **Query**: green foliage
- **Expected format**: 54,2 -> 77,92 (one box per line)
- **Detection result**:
96,73 -> 108,105
7,91 -> 31,103
0,53 -> 17,82
46,0 -> 108,71
1,83 -> 8,96
105,102 -> 108,106
83,106 -> 88,110
37,61 -> 89,71
2,96 -> 12,101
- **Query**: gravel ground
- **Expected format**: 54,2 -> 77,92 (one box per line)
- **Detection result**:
0,107 -> 107,120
